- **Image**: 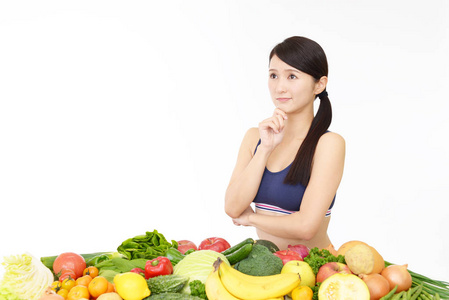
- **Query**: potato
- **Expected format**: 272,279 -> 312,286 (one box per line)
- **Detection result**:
97,293 -> 123,300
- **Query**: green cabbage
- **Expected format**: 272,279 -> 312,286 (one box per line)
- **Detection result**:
0,253 -> 54,300
173,250 -> 229,294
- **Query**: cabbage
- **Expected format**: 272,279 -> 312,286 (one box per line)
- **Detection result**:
173,250 -> 229,294
0,253 -> 54,300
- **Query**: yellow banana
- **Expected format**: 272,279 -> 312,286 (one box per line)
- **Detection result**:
216,257 -> 300,300
205,261 -> 241,300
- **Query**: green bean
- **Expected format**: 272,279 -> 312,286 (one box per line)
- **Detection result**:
410,285 -> 423,300
392,291 -> 405,300
381,285 -> 399,300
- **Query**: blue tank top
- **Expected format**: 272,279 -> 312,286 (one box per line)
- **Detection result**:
252,140 -> 335,216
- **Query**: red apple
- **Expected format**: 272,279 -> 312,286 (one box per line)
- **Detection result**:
316,262 -> 352,283
198,237 -> 231,253
177,240 -> 198,254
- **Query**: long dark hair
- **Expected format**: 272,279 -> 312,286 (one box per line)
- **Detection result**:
269,36 -> 332,186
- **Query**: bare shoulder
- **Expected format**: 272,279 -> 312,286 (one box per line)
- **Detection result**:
242,127 -> 261,154
318,131 -> 345,148
316,131 -> 346,156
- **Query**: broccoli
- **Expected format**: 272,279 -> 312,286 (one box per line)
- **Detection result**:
234,244 -> 283,276
189,280 -> 207,299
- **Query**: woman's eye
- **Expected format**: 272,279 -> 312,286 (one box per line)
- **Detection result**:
269,73 -> 277,79
288,74 -> 297,79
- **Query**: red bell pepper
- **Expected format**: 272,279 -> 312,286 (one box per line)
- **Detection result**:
130,267 -> 145,276
273,249 -> 303,265
144,256 -> 173,279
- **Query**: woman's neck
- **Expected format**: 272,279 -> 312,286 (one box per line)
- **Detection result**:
282,110 -> 314,141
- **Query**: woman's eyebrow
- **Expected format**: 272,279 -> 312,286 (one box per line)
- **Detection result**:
268,68 -> 300,73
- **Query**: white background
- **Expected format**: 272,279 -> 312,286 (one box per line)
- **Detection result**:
1,1 -> 448,281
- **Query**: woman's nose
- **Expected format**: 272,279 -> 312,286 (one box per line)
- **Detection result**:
276,78 -> 287,94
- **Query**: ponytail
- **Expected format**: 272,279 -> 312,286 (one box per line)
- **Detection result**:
269,36 -> 332,186
284,91 -> 332,186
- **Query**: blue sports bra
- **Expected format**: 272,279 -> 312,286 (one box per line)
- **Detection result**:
252,140 -> 335,217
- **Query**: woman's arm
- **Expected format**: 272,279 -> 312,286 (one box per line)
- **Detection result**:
224,128 -> 269,218
233,132 -> 346,240
225,109 -> 288,218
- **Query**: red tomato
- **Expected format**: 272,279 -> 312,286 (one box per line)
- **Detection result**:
198,237 -> 231,252
177,240 -> 198,254
59,269 -> 77,282
53,252 -> 86,279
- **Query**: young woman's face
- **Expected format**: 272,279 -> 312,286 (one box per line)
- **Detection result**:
268,55 -> 319,114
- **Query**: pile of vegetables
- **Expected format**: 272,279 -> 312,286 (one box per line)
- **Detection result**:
1,230 -> 449,300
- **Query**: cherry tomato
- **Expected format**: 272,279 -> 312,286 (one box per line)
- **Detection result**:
51,280 -> 62,292
57,288 -> 69,299
61,277 -> 76,291
82,266 -> 99,278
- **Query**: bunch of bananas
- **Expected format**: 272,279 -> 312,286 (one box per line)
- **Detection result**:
206,257 -> 301,300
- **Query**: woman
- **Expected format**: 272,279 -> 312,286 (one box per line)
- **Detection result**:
225,36 -> 345,251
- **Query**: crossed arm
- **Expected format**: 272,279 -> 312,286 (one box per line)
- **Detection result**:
225,128 -> 345,241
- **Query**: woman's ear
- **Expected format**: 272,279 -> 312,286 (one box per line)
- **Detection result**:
315,76 -> 328,95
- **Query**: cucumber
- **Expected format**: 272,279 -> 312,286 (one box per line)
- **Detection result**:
146,274 -> 189,294
165,248 -> 186,266
253,239 -> 280,253
225,243 -> 253,265
221,238 -> 254,256
144,292 -> 204,300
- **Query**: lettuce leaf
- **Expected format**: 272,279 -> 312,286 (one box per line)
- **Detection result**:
0,253 -> 53,300
173,250 -> 229,294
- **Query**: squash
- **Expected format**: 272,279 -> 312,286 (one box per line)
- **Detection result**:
344,243 -> 384,275
318,273 -> 370,299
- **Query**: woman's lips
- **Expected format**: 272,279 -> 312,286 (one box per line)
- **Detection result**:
276,97 -> 291,102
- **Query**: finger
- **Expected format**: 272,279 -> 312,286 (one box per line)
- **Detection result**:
271,116 -> 281,131
268,119 -> 281,134
259,119 -> 279,134
273,108 -> 288,120
276,114 -> 285,132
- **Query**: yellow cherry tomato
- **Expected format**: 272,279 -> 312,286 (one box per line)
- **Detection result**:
61,277 -> 76,291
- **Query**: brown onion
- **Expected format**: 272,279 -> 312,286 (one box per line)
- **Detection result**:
39,287 -> 65,300
360,273 -> 391,300
381,264 -> 412,293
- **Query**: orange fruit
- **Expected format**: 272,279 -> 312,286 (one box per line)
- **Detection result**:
83,266 -> 99,278
88,276 -> 109,298
106,282 -> 115,292
291,285 -> 314,300
67,285 -> 90,300
75,275 -> 92,287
